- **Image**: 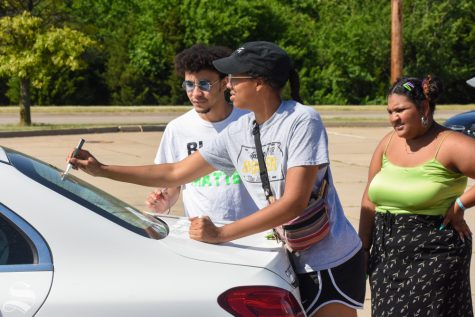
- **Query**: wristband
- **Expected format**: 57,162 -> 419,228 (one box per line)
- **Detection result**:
456,197 -> 467,211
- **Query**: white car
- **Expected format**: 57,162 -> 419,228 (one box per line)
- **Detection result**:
0,146 -> 304,317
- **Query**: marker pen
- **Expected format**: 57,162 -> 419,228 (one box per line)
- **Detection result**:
62,138 -> 85,180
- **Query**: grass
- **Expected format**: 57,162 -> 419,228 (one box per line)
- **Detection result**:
0,104 -> 473,113
0,123 -> 118,132
0,105 -> 192,114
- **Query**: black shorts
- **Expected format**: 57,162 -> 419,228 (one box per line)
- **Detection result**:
297,248 -> 366,316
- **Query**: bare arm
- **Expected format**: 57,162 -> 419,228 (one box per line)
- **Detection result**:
70,149 -> 215,188
189,165 -> 319,243
358,135 -> 387,252
444,132 -> 475,198
438,132 -> 475,239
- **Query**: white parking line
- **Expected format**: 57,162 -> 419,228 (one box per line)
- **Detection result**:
327,131 -> 367,139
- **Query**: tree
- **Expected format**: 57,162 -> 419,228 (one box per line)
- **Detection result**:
2,0 -> 472,107
0,11 -> 95,125
299,0 -> 390,104
403,0 -> 475,104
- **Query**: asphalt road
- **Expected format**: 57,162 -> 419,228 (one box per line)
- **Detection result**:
1,126 -> 474,316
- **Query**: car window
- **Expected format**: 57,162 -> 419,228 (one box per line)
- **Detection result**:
0,215 -> 34,265
0,203 -> 52,272
4,148 -> 168,240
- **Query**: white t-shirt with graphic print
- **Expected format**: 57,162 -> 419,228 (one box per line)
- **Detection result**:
155,107 -> 258,221
199,100 -> 362,272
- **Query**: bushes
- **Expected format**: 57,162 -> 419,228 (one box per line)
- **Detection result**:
1,0 -> 474,106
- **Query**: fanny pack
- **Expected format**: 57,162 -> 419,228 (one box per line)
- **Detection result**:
252,120 -> 330,252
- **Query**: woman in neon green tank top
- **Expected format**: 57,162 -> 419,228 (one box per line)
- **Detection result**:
359,75 -> 474,316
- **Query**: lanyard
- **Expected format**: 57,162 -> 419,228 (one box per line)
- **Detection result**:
252,120 -> 274,203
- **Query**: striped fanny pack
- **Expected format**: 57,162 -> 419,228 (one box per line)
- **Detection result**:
274,173 -> 330,252
252,120 -> 330,252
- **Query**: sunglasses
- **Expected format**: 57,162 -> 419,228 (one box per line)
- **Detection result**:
181,79 -> 220,92
227,74 -> 254,87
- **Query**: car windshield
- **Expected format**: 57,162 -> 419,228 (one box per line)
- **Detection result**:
4,147 -> 168,239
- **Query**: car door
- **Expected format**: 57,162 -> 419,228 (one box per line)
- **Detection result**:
0,203 -> 53,317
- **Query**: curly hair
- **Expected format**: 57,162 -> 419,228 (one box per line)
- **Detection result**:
174,44 -> 232,79
388,75 -> 443,114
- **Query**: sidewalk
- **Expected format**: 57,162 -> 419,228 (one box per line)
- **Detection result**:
1,127 -> 474,317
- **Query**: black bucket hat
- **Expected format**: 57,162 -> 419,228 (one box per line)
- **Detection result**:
212,41 -> 291,84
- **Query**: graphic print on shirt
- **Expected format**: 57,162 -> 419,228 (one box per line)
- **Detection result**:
187,141 -> 203,155
187,140 -> 243,187
192,170 -> 242,187
237,142 -> 284,183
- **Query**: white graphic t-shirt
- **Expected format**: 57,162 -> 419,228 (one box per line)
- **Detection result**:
200,100 -> 362,272
155,107 -> 258,221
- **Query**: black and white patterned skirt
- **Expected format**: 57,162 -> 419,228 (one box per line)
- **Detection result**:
369,212 -> 472,317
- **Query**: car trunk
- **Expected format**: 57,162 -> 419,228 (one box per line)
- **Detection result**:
157,215 -> 297,287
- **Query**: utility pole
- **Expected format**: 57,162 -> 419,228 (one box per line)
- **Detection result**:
391,0 -> 403,84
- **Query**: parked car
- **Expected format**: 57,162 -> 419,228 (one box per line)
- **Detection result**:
0,146 -> 304,317
444,77 -> 475,137
444,110 -> 475,137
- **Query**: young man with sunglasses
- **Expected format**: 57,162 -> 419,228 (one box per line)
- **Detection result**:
145,44 -> 258,221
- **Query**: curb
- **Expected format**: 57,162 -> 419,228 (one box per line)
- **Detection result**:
0,125 -> 167,138
0,122 -> 390,138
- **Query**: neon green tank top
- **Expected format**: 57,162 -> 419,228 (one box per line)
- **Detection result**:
368,132 -> 467,216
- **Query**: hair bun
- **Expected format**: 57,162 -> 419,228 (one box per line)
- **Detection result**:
422,75 -> 431,98
422,74 -> 443,102
422,74 -> 443,101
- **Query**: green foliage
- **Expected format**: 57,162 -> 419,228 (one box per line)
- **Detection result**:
179,1 -> 284,47
404,0 -> 475,103
5,77 -> 20,104
0,0 -> 474,106
0,11 -> 96,88
297,0 -> 391,104
0,78 -> 10,105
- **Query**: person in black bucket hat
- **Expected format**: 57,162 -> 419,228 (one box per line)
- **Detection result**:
68,41 -> 366,317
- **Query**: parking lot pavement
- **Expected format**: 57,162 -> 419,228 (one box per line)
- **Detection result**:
1,127 -> 474,317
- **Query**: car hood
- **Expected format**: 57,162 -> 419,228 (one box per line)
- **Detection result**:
157,215 -> 296,286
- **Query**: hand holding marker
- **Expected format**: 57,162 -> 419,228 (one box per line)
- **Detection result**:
62,138 -> 85,180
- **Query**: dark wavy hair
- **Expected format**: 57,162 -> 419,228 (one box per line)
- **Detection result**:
174,44 -> 232,79
388,75 -> 443,114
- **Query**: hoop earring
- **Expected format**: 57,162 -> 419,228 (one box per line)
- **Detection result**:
421,116 -> 429,127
